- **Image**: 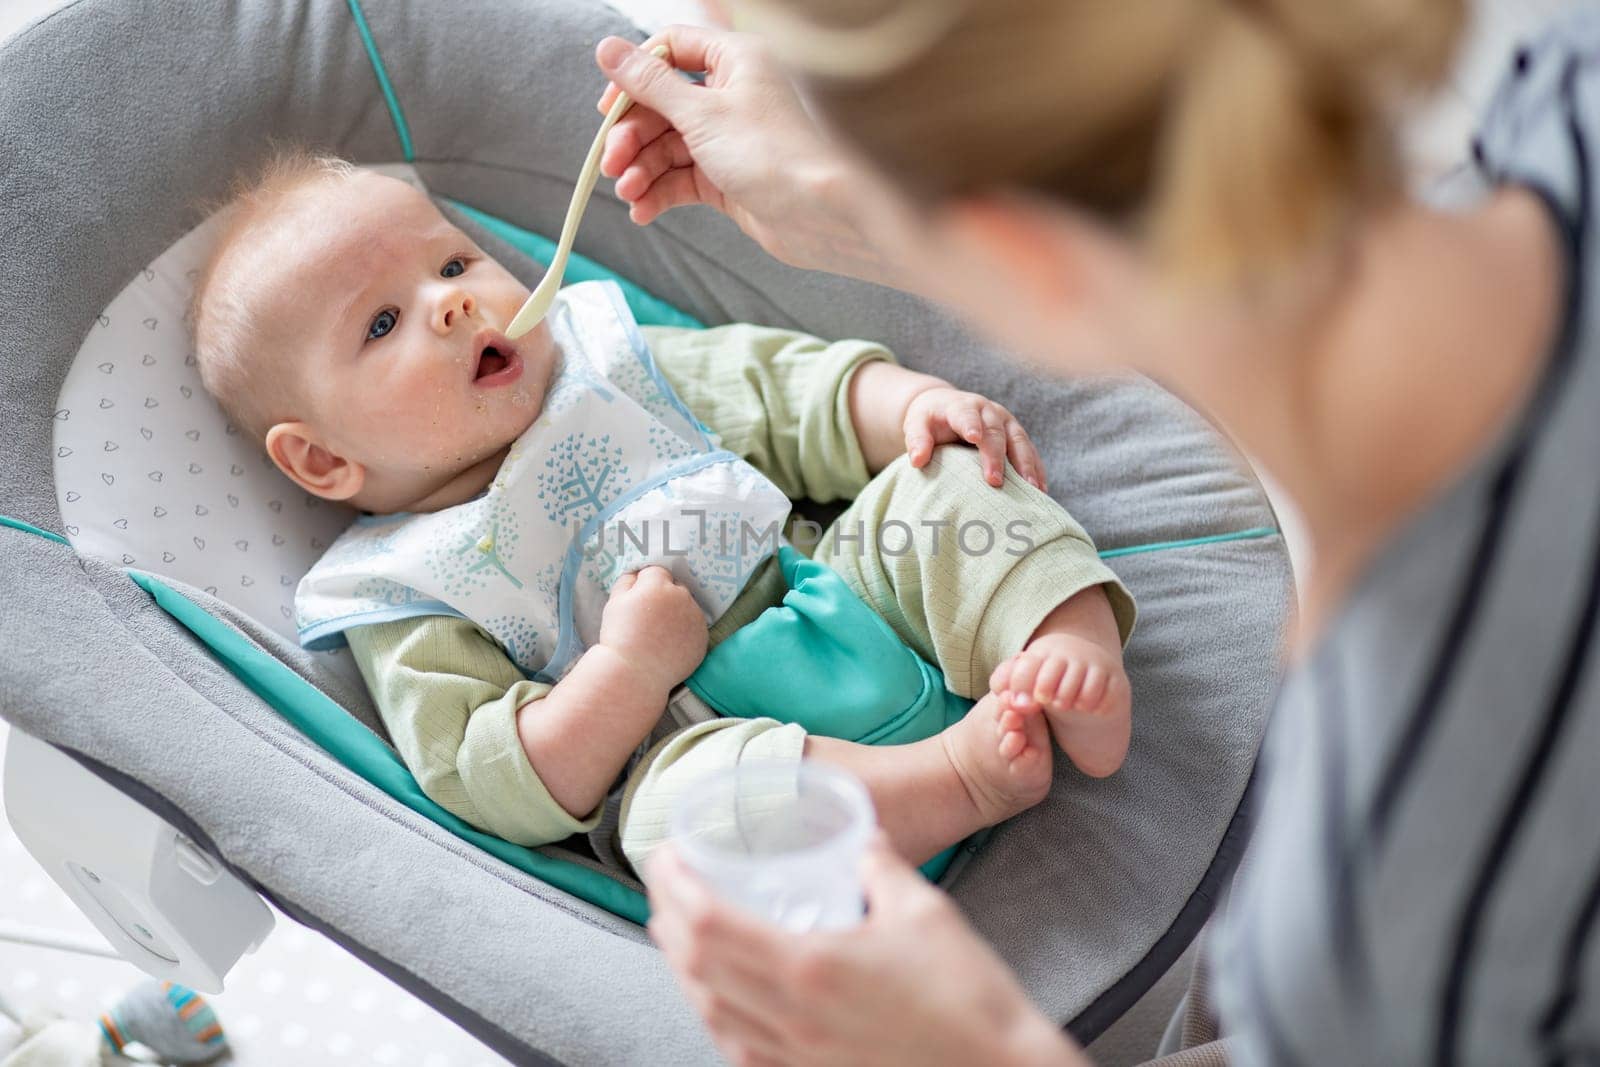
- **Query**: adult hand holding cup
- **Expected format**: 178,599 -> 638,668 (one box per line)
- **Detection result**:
650,815 -> 1067,1067
669,760 -> 875,932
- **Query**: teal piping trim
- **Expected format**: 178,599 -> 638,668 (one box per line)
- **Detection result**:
0,515 -> 69,546
346,0 -> 415,162
1,505 -> 1275,922
1097,525 -> 1279,560
0,512 -> 1281,561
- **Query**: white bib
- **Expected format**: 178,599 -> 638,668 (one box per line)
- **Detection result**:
295,281 -> 792,681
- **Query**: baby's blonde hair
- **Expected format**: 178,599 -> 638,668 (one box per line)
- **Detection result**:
190,150 -> 357,441
745,0 -> 1464,285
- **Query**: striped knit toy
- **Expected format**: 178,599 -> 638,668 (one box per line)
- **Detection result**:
97,982 -> 226,1064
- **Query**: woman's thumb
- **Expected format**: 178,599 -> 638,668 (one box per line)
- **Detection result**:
596,37 -> 694,124
859,834 -> 928,914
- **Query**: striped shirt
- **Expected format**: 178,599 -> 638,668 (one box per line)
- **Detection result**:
1214,13 -> 1600,1065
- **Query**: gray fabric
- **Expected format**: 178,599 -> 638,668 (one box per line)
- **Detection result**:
0,0 -> 1288,1062
1212,15 -> 1600,1066
158,574 -> 387,740
1084,940 -> 1199,1066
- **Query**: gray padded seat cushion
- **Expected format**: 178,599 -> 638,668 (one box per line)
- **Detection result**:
0,1 -> 1290,1062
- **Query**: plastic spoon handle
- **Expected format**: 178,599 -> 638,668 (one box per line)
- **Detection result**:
505,44 -> 670,340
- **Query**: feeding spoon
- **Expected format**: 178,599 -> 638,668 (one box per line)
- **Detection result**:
505,44 -> 670,340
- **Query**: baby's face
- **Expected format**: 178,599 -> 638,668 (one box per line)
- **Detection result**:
259,172 -> 556,508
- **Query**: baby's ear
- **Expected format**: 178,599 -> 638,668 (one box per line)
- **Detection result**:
265,421 -> 365,501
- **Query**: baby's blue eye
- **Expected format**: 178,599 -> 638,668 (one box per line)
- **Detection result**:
441,258 -> 466,278
367,309 -> 398,341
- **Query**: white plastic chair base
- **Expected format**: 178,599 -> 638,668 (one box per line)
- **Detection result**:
2,727 -> 274,993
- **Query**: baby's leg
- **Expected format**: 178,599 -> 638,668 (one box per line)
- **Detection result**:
617,702 -> 1050,874
989,585 -> 1130,778
804,690 -> 1051,865
808,445 -> 1136,776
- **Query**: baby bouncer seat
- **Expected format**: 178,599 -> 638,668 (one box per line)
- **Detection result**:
0,0 -> 1292,1062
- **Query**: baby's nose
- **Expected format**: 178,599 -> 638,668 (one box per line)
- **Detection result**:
437,289 -> 476,331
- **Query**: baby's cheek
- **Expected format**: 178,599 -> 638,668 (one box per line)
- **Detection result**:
355,394 -> 456,458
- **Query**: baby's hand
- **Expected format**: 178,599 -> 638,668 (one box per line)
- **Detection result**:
598,566 -> 709,693
903,386 -> 1047,491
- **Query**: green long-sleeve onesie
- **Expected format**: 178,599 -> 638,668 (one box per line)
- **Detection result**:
345,324 -> 1133,853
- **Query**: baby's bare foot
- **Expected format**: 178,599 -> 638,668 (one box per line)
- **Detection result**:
990,632 -> 1131,778
938,691 -> 1053,829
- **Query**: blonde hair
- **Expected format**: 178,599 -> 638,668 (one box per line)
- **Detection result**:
741,0 -> 1464,285
190,150 -> 357,441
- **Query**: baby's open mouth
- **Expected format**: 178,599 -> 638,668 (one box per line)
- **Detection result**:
470,328 -> 524,387
478,347 -> 509,377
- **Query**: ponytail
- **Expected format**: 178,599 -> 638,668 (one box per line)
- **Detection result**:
754,0 -> 1466,286
1153,0 -> 1465,285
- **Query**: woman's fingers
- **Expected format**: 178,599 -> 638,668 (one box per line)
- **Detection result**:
602,108 -> 673,178
597,25 -> 728,109
688,986 -> 792,1066
647,848 -> 788,974
650,903 -> 788,999
627,166 -> 714,225
857,833 -> 939,920
595,35 -> 701,127
593,25 -> 851,271
616,130 -> 694,201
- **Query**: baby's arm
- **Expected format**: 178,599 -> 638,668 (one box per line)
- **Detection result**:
343,567 -> 706,842
517,566 -> 708,819
346,617 -> 590,846
643,323 -> 892,503
643,324 -> 1046,497
847,361 -> 1049,490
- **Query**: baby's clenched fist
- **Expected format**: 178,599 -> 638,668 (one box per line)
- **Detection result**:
598,566 -> 710,692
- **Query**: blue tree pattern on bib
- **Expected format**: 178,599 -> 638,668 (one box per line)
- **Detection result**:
295,281 -> 793,681
482,560 -> 560,668
424,500 -> 528,599
683,506 -> 776,599
537,432 -> 630,524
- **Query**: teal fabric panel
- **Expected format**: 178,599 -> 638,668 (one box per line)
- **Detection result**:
688,546 -> 973,745
687,546 -> 973,880
125,571 -> 651,925
3,510 -> 1280,902
446,199 -> 704,331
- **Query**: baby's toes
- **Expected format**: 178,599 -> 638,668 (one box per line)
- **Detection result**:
1051,659 -> 1087,711
1005,710 -> 1053,799
1031,656 -> 1067,707
991,656 -> 1030,711
1076,664 -> 1110,711
1004,653 -> 1046,712
998,725 -> 1028,761
989,657 -> 1014,694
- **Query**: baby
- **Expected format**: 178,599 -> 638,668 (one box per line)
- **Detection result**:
192,153 -> 1136,876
